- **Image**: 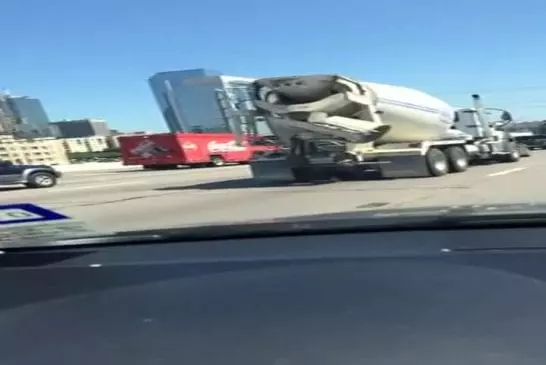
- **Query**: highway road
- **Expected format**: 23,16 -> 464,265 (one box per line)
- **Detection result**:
2,151 -> 545,234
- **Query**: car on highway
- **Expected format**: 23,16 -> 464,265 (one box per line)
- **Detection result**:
0,160 -> 62,189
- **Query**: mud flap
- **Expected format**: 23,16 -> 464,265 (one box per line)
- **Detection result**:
249,158 -> 296,182
377,155 -> 430,178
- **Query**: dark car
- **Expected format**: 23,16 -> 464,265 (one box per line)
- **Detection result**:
0,160 -> 62,188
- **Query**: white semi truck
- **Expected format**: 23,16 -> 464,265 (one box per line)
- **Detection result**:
243,74 -> 529,182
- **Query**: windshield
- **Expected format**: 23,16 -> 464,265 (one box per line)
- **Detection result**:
0,1 -> 543,241
5,2 -> 546,365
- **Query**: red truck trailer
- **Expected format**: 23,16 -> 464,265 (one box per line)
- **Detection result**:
118,133 -> 280,169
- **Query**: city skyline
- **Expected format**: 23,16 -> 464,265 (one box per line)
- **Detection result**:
4,68 -> 546,141
0,89 -> 152,137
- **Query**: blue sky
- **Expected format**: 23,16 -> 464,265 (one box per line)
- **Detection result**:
1,0 -> 545,132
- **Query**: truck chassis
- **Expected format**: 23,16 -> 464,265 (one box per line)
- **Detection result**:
249,136 -> 529,183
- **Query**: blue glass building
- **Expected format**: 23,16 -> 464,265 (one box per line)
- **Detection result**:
7,96 -> 50,127
4,96 -> 52,137
148,68 -> 269,134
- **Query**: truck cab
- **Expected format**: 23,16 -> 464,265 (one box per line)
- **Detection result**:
454,108 -> 504,138
453,107 -> 530,159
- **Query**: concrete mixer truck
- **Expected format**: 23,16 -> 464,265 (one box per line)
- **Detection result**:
240,74 -> 528,182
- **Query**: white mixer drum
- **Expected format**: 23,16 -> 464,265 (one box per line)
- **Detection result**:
364,82 -> 455,144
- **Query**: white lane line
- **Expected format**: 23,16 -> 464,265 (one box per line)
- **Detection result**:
10,174 -> 240,195
488,167 -> 526,177
54,181 -> 146,192
2,181 -> 147,194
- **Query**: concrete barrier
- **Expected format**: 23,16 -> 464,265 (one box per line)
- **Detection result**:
54,162 -> 139,172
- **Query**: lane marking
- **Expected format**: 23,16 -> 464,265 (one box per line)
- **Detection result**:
51,181 -> 146,192
5,174 -> 248,196
2,181 -> 146,195
488,167 -> 526,177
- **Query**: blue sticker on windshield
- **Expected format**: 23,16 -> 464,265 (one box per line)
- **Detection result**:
0,204 -> 69,225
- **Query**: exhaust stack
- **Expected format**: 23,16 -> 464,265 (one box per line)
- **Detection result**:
472,94 -> 494,138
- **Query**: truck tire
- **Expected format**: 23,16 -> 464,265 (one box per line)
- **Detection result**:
25,172 -> 57,188
506,151 -> 520,162
426,148 -> 449,177
517,143 -> 531,157
505,143 -> 520,162
445,146 -> 469,173
209,156 -> 225,167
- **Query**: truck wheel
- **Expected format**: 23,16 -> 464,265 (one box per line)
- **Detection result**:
517,143 -> 531,157
25,172 -> 57,188
504,143 -> 520,162
426,148 -> 449,176
209,156 -> 225,167
506,150 -> 520,162
445,146 -> 469,173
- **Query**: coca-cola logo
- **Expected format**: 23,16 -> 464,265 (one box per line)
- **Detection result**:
207,140 -> 247,152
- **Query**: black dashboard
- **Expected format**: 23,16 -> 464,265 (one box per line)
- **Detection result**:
2,226 -> 546,365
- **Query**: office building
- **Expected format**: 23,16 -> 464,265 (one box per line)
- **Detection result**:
12,123 -> 54,138
0,94 -> 16,134
0,93 -> 53,137
0,135 -> 69,165
148,68 -> 262,134
7,96 -> 50,126
49,118 -> 111,138
7,95 -> 52,137
61,136 -> 111,153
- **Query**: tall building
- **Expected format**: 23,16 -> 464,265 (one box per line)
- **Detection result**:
49,119 -> 111,138
61,136 -> 111,153
148,68 -> 260,133
0,135 -> 69,165
0,94 -> 52,137
7,96 -> 50,126
0,95 -> 15,134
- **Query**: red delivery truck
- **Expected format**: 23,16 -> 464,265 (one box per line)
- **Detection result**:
118,133 -> 280,169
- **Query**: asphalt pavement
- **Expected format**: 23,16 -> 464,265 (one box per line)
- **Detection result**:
2,151 -> 546,234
